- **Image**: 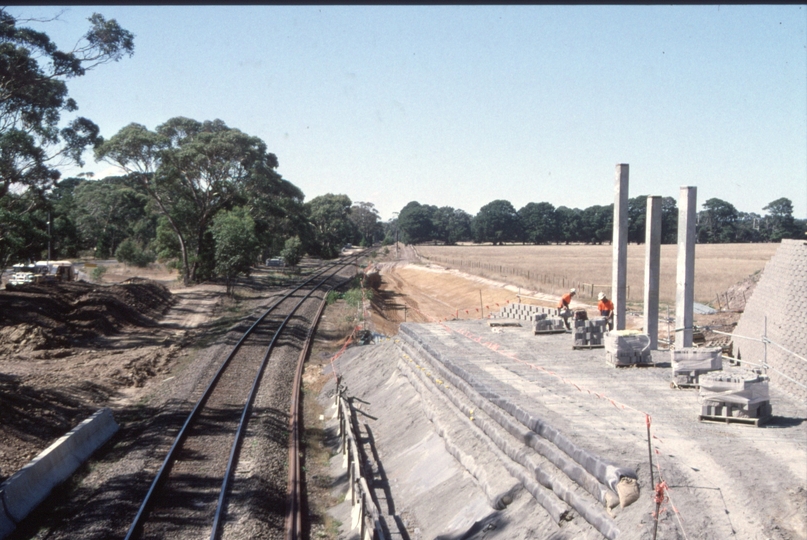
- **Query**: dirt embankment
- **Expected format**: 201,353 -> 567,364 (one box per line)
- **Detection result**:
0,280 -> 174,352
0,279 -> 182,481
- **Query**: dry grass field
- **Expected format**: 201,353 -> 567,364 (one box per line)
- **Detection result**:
416,243 -> 779,308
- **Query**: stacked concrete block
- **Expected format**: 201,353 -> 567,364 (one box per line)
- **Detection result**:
604,331 -> 652,367
534,317 -> 566,334
733,239 -> 807,401
698,371 -> 772,422
573,317 -> 608,348
496,304 -> 559,323
671,347 -> 723,387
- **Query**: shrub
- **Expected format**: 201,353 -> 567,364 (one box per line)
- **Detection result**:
281,236 -> 305,267
115,238 -> 156,267
91,265 -> 107,282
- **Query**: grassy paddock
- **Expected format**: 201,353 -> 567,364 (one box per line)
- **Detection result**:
416,243 -> 779,307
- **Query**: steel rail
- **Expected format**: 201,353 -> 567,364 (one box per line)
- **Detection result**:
125,255 -> 362,540
211,268 -> 350,538
284,275 -> 349,539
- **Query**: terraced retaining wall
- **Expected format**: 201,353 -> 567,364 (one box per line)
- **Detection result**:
733,239 -> 807,401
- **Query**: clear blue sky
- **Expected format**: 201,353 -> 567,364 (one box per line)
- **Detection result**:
11,5 -> 807,221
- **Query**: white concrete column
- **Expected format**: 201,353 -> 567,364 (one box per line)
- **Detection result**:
675,186 -> 697,349
644,196 -> 662,349
612,164 -> 629,330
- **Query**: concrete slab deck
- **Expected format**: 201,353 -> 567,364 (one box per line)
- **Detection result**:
396,320 -> 807,539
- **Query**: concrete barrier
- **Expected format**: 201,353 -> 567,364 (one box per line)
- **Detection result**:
0,408 -> 118,539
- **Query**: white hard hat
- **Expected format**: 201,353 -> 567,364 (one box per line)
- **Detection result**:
598,292 -> 605,300
570,288 -> 576,294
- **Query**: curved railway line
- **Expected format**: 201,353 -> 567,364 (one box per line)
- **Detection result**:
124,254 -> 363,539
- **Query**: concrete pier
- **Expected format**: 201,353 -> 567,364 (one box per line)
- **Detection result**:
643,196 -> 662,350
612,164 -> 629,331
675,186 -> 697,349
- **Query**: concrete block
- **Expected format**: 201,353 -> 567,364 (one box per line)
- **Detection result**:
671,347 -> 722,374
606,351 -> 634,367
700,372 -> 770,406
0,408 -> 118,531
604,332 -> 651,356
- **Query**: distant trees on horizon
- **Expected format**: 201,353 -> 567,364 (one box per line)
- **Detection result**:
387,196 -> 805,247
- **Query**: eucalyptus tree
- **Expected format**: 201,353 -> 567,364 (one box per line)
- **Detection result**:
472,200 -> 522,245
349,201 -> 380,246
45,176 -> 84,258
96,118 -> 288,284
554,206 -> 582,244
762,197 -> 800,241
235,165 -> 307,261
697,198 -> 739,244
0,9 -> 133,266
72,176 -> 153,257
397,201 -> 435,244
660,197 -> 678,244
578,204 -> 612,244
306,193 -> 356,258
432,206 -> 472,245
518,202 -> 558,245
211,206 -> 259,294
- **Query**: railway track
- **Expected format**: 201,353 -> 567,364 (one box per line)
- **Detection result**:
125,254 -> 363,539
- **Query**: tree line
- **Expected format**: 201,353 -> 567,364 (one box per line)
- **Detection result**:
0,10 -> 383,286
2,10 -> 802,287
388,196 -> 805,247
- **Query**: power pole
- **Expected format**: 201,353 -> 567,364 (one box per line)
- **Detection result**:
47,212 -> 51,265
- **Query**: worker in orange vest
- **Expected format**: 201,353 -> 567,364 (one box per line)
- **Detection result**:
557,288 -> 576,330
597,292 -> 614,330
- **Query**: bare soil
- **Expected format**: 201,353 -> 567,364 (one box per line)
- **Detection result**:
364,244 -> 750,350
416,242 -> 778,306
0,264 -> 230,483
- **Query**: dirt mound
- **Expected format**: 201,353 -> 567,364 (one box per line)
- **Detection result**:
0,280 -> 174,352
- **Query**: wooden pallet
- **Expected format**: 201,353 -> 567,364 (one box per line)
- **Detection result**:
488,321 -> 522,327
607,361 -> 655,368
573,344 -> 605,350
534,329 -> 567,335
698,413 -> 771,427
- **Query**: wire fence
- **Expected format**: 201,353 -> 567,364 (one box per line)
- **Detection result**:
419,254 -> 628,301
334,382 -> 387,540
706,322 -> 807,392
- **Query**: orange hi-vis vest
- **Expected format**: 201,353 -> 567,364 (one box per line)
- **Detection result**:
558,293 -> 573,309
598,299 -> 614,313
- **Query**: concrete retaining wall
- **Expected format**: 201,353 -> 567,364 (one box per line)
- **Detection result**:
0,408 -> 118,539
732,239 -> 807,401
